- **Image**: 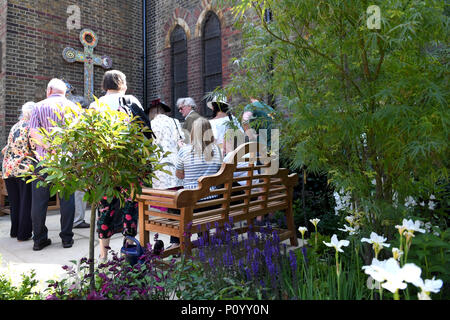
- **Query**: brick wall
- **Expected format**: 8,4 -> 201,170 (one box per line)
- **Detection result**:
0,0 -> 7,142
1,0 -> 245,144
146,0 -> 243,116
1,0 -> 143,146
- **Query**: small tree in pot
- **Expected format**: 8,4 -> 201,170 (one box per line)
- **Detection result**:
24,100 -> 167,290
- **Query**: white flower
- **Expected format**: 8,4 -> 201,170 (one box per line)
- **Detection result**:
424,222 -> 441,237
414,277 -> 443,294
392,248 -> 403,261
418,291 -> 432,300
361,232 -> 390,248
310,218 -> 320,228
338,224 -> 359,235
323,234 -> 350,253
396,219 -> 426,235
362,258 -> 422,294
298,226 -> 307,237
345,215 -> 355,226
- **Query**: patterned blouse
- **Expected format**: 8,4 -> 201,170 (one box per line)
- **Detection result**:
150,114 -> 185,189
2,120 -> 35,179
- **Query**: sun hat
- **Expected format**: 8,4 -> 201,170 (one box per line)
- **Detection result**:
150,98 -> 171,113
207,94 -> 229,111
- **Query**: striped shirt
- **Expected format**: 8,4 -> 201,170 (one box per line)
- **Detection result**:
29,94 -> 78,159
176,144 -> 222,199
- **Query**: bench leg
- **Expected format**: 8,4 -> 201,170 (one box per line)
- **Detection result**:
138,202 -> 149,248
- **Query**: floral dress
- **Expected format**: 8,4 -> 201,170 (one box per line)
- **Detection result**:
96,190 -> 138,239
2,120 -> 35,179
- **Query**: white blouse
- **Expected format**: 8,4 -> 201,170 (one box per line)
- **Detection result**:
209,115 -> 243,145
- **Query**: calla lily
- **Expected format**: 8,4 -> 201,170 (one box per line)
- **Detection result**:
298,226 -> 307,238
323,234 -> 350,253
310,218 -> 320,228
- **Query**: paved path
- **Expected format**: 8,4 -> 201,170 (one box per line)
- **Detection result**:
0,208 -> 171,293
0,209 -> 302,295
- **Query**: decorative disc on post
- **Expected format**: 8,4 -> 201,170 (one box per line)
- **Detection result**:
101,55 -> 113,69
80,29 -> 98,48
62,47 -> 77,63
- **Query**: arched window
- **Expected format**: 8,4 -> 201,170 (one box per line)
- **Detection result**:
171,25 -> 188,120
202,12 -> 222,117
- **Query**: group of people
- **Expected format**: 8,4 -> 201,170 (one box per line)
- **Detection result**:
1,69 -> 276,262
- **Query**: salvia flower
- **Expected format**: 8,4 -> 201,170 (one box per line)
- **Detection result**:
288,250 -> 297,272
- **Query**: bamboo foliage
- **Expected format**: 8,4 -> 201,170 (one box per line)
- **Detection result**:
216,0 -> 449,229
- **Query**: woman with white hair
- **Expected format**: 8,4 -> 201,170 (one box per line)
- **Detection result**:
1,101 -> 36,241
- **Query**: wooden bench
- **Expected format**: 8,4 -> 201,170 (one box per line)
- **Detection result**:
0,172 -> 60,215
136,142 -> 299,257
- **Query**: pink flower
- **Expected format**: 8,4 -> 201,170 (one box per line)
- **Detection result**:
125,214 -> 132,221
101,224 -> 109,231
109,210 -> 115,217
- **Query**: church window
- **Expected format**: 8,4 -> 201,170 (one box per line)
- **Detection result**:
202,12 -> 222,117
171,25 -> 188,120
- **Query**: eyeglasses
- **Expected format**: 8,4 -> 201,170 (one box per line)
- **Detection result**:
178,106 -> 185,112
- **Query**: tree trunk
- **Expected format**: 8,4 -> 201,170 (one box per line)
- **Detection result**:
89,202 -> 97,291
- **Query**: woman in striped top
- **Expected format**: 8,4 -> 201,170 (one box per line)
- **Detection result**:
169,118 -> 222,247
175,117 -> 222,193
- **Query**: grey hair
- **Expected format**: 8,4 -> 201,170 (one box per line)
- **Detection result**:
19,101 -> 35,120
177,97 -> 197,110
47,78 -> 68,93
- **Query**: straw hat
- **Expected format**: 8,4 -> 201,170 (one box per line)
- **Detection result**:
207,95 -> 229,111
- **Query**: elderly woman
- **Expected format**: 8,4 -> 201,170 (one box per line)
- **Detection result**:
1,102 -> 36,241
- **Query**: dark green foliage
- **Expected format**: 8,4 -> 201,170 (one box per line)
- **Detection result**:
217,0 -> 449,236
